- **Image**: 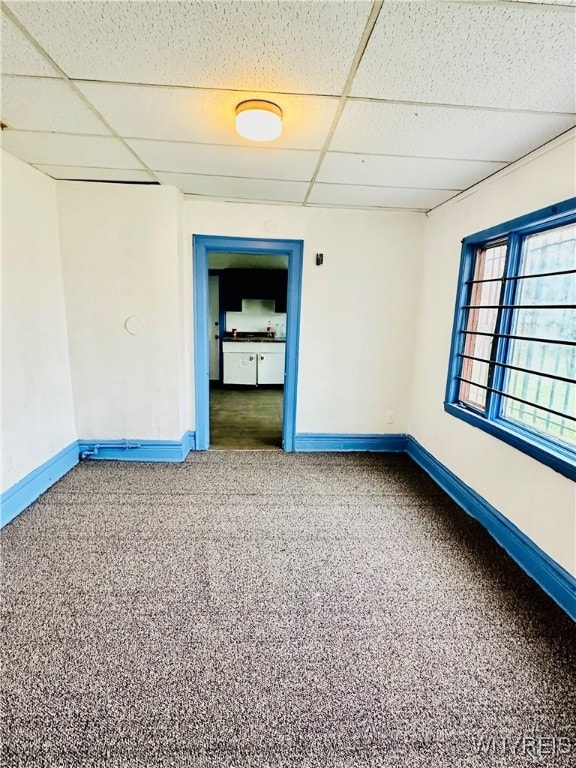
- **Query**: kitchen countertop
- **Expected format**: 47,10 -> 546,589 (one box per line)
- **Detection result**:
223,336 -> 285,343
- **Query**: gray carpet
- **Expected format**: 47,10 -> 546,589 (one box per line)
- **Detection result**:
1,451 -> 574,767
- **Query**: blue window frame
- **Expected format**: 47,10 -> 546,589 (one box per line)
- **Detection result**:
445,198 -> 576,481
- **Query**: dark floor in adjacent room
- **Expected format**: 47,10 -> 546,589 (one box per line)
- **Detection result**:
209,384 -> 283,449
1,451 -> 575,767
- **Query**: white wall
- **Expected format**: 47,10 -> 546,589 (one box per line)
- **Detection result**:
3,135 -> 573,579
1,151 -> 76,492
176,194 -> 192,436
185,202 -> 425,434
410,131 -> 576,575
226,300 -> 287,337
57,182 -> 184,441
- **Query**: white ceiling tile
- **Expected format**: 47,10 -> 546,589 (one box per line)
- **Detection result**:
1,76 -> 111,135
1,131 -> 145,169
76,82 -> 338,150
157,172 -> 307,203
3,0 -> 572,213
7,0 -> 372,94
317,153 -> 506,190
331,100 -> 576,162
0,11 -> 58,76
308,184 -> 455,210
33,165 -> 156,183
351,2 -> 576,112
127,140 -> 319,182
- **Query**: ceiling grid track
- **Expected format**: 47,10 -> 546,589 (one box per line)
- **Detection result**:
302,1 -> 384,206
1,0 -> 574,210
0,3 -> 162,185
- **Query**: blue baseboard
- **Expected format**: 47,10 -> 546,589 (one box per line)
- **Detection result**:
294,433 -> 408,452
406,436 -> 576,621
78,431 -> 196,463
1,441 -> 79,528
1,432 -> 197,528
183,430 -> 196,455
3,429 -> 573,621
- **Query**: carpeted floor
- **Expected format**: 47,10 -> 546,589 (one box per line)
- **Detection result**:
1,451 -> 574,767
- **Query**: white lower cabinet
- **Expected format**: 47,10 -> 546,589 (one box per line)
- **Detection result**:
223,351 -> 258,385
223,342 -> 285,385
257,350 -> 285,384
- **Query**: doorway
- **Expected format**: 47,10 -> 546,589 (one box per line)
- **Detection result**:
193,236 -> 303,451
209,255 -> 287,449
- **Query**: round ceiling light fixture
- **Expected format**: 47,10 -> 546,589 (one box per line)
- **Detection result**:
235,100 -> 283,142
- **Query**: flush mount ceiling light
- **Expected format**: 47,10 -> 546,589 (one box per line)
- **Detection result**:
235,100 -> 282,141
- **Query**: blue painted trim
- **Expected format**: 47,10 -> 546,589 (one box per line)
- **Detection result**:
283,242 -> 303,452
406,436 -> 576,621
445,229 -> 476,408
193,239 -> 211,451
3,432 -> 573,620
461,196 -> 576,247
78,432 -> 196,463
486,233 -> 520,422
183,430 -> 196,454
1,441 -> 79,528
193,235 -> 303,451
294,433 -> 408,452
445,198 -> 576,481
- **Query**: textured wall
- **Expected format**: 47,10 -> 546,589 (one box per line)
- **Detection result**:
1,151 -> 76,491
185,201 -> 425,435
409,132 -> 576,575
57,182 -> 184,441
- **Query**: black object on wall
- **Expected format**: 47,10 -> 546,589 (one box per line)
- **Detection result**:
222,269 -> 288,313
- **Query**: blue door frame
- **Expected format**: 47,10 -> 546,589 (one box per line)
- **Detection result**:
192,235 -> 303,451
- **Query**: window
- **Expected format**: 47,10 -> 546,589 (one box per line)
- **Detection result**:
445,198 -> 576,481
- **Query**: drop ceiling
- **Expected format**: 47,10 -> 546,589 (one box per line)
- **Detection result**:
1,0 -> 575,213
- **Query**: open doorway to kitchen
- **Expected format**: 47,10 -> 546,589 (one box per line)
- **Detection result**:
209,254 -> 288,448
193,236 -> 303,451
